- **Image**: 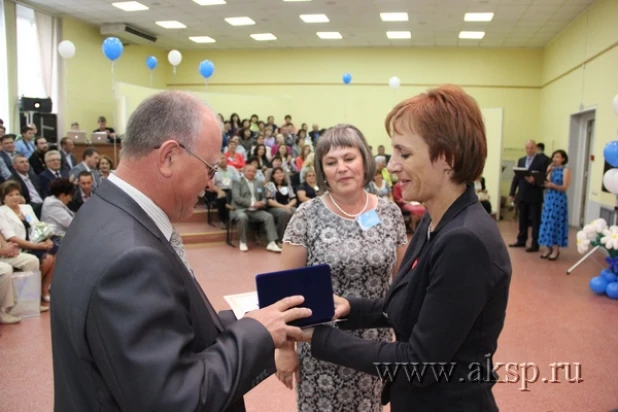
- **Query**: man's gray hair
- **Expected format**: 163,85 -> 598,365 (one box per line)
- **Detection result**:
121,91 -> 221,160
45,150 -> 61,162
12,154 -> 27,165
314,124 -> 376,193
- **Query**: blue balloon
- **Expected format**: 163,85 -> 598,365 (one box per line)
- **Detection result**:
342,72 -> 352,84
590,276 -> 609,294
199,60 -> 215,79
102,37 -> 123,61
146,56 -> 158,70
601,269 -> 617,283
606,282 -> 618,299
603,141 -> 618,167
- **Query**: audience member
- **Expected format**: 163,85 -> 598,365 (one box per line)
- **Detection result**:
0,135 -> 16,179
474,176 -> 492,214
225,140 -> 246,170
98,155 -> 113,179
231,163 -> 281,253
68,171 -> 94,213
209,153 -> 240,228
69,148 -> 101,189
15,126 -> 36,158
28,136 -> 49,175
41,178 -> 75,238
265,166 -> 297,245
59,137 -> 77,174
39,150 -> 68,198
10,154 -> 44,217
295,166 -> 320,203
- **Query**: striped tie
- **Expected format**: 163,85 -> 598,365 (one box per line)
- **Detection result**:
169,228 -> 192,273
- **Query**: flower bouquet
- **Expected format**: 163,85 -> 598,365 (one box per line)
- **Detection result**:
577,218 -> 618,299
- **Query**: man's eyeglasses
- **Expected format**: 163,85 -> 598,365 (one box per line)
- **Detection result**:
154,142 -> 218,179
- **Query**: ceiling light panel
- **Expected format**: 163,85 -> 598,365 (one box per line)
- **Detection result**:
156,21 -> 186,29
317,31 -> 342,39
459,31 -> 485,39
300,14 -> 329,23
225,17 -> 256,26
387,31 -> 411,39
464,13 -> 494,22
189,36 -> 216,43
380,12 -> 408,22
193,0 -> 226,5
111,1 -> 148,11
251,33 -> 277,41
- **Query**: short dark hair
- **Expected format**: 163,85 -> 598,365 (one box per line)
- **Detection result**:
537,143 -> 545,151
98,116 -> 107,123
82,148 -> 98,160
35,136 -> 46,146
271,167 -> 285,183
284,115 -> 292,120
50,178 -> 74,197
0,180 -> 21,202
1,135 -> 14,143
78,171 -> 93,180
551,149 -> 568,165
21,126 -> 33,134
247,156 -> 259,164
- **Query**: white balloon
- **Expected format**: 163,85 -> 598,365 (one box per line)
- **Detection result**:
613,94 -> 618,115
389,76 -> 401,90
168,49 -> 182,66
603,168 -> 618,195
58,40 -> 76,59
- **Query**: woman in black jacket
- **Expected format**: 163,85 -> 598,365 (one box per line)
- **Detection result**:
283,84 -> 512,412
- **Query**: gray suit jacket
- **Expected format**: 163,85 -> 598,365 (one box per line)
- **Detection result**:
231,178 -> 266,212
69,162 -> 102,188
50,180 -> 275,412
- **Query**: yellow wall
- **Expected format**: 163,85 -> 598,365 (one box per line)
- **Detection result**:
540,0 -> 618,207
61,17 -> 168,134
169,48 -> 542,157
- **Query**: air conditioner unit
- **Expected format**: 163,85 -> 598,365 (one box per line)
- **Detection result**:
100,23 -> 157,45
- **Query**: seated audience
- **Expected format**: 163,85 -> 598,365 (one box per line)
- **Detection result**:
246,157 -> 266,183
15,126 -> 36,158
263,127 -> 275,148
296,166 -> 320,204
265,166 -> 297,245
0,181 -> 56,309
253,144 -> 271,170
41,179 -> 75,238
0,135 -> 17,179
225,140 -> 246,170
0,232 -> 42,323
68,172 -> 94,213
295,144 -> 312,172
69,148 -> 101,189
59,137 -> 77,174
265,155 -> 292,187
368,169 -> 392,201
94,116 -> 119,143
39,150 -> 68,198
474,176 -> 492,214
209,154 -> 240,228
231,164 -> 281,253
299,153 -> 315,183
28,137 -> 49,175
98,155 -> 113,179
393,181 -> 426,232
238,128 -> 254,153
10,155 -> 44,217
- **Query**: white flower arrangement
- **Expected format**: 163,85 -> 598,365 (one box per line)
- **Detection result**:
576,218 -> 618,258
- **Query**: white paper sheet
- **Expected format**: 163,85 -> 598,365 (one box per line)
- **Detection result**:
223,291 -> 259,320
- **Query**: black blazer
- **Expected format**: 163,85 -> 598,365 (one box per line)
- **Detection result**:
310,185 -> 512,412
29,151 -> 46,175
39,168 -> 69,198
509,154 -> 550,203
60,151 -> 78,175
51,180 -> 276,412
10,171 -> 43,204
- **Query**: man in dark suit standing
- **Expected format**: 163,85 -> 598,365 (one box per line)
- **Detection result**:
50,91 -> 310,412
509,140 -> 550,252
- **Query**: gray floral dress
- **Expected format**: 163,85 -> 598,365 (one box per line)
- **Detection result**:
283,196 -> 408,412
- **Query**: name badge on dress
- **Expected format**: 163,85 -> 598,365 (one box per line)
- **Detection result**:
356,209 -> 380,231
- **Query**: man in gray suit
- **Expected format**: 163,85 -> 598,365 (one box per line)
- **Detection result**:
68,147 -> 101,189
50,91 -> 311,412
231,163 -> 282,253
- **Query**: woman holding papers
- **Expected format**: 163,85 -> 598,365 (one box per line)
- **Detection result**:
278,124 -> 408,412
288,85 -> 512,412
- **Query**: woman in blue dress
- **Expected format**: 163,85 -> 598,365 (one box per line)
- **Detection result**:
539,149 -> 571,260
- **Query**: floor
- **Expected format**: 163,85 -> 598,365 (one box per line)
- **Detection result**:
1,220 -> 618,412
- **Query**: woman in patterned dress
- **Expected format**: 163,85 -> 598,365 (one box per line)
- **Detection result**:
276,124 -> 408,412
539,150 -> 570,260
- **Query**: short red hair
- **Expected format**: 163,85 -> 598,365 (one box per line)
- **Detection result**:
385,84 -> 487,184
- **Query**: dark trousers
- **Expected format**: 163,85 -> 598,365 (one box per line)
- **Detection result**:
517,201 -> 542,247
215,189 -> 232,223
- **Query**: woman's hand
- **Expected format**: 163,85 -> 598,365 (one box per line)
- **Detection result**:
275,342 -> 299,390
333,295 -> 350,319
39,240 -> 54,251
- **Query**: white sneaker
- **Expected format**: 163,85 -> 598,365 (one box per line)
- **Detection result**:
266,242 -> 282,253
239,242 -> 248,252
0,310 -> 21,324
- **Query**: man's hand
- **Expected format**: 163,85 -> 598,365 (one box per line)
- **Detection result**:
524,176 -> 535,184
245,295 -> 311,348
7,242 -> 19,257
254,201 -> 265,209
333,295 -> 350,319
